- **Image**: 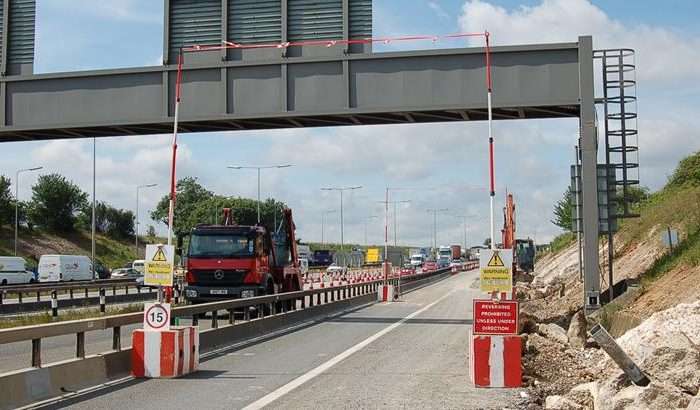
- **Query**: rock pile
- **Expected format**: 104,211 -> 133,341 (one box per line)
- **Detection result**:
535,301 -> 700,409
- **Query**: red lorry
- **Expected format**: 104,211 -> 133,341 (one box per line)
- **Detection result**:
182,208 -> 302,303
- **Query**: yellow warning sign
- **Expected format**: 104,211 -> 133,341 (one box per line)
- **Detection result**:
487,252 -> 505,267
152,246 -> 168,262
144,244 -> 174,287
479,249 -> 513,293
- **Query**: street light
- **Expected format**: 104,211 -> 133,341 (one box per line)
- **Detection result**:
227,164 -> 293,223
320,186 -> 362,256
364,215 -> 379,247
321,209 -> 337,245
136,183 -> 158,258
454,215 -> 476,255
14,166 -> 42,256
426,208 -> 449,250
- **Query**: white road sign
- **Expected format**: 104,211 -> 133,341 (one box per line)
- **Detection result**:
143,302 -> 171,331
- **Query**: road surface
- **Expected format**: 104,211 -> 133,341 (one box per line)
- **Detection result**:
44,270 -> 521,409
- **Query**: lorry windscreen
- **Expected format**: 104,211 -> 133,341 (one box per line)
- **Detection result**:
189,234 -> 255,258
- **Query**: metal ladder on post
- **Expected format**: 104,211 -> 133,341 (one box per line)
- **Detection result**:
594,48 -> 640,303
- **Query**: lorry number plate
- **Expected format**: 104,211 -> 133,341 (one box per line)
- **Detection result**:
210,289 -> 228,295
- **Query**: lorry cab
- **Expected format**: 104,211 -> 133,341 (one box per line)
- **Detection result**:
410,254 -> 425,267
184,225 -> 271,302
183,208 -> 302,304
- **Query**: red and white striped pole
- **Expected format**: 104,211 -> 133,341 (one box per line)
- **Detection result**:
485,32 -> 495,253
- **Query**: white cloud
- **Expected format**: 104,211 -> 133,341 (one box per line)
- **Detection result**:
459,0 -> 700,87
428,1 -> 450,19
30,136 -> 194,232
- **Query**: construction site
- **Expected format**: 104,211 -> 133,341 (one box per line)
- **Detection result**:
0,1 -> 698,409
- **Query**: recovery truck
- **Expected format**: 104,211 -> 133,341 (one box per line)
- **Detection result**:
182,208 -> 302,303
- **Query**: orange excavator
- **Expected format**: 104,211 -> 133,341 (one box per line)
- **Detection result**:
502,193 -> 535,274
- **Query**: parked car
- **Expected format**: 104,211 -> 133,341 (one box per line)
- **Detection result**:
110,268 -> 142,279
132,260 -> 146,274
326,264 -> 348,275
423,261 -> 438,271
449,259 -> 463,268
38,255 -> 93,282
0,256 -> 35,285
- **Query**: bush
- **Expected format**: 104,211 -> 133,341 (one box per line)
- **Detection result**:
668,150 -> 700,188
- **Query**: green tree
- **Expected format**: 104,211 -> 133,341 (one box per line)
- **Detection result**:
151,177 -> 289,239
618,185 -> 650,205
146,225 -> 157,242
0,175 -> 13,228
77,201 -> 134,239
151,177 -> 214,237
29,174 -> 88,232
552,187 -> 574,231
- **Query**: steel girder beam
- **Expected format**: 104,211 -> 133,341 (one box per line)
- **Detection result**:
0,41 -> 582,142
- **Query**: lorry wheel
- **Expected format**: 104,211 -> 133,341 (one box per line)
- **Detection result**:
1,279 -> 7,286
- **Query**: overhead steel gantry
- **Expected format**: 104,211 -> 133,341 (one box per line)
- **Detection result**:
0,0 -> 602,311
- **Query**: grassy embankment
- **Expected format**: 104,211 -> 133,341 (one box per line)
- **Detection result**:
0,226 -> 165,269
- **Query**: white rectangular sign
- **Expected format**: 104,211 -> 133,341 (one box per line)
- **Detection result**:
479,249 -> 513,293
143,302 -> 171,331
144,244 -> 175,287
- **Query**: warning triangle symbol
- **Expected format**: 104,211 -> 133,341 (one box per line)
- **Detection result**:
487,251 -> 505,267
152,246 -> 168,262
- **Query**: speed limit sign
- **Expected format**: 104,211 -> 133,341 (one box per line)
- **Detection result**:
143,303 -> 171,331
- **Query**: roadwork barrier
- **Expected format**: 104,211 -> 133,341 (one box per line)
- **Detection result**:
0,267 -> 457,410
0,279 -> 156,315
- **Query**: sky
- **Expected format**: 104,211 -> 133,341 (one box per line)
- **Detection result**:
1,0 -> 699,248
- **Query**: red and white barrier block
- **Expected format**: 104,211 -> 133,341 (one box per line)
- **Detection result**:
377,284 -> 395,302
132,326 -> 199,378
469,334 -> 521,388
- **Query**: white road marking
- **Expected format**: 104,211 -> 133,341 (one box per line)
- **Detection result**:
242,288 -> 458,410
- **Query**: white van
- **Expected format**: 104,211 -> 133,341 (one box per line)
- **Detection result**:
38,255 -> 93,282
132,260 -> 145,274
0,257 -> 35,285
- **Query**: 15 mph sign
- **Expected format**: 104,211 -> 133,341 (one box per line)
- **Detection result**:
473,299 -> 518,335
143,302 -> 171,331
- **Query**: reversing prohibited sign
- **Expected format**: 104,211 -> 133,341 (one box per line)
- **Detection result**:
143,302 -> 171,331
473,299 -> 519,335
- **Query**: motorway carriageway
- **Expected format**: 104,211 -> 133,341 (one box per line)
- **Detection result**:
38,270 -> 521,409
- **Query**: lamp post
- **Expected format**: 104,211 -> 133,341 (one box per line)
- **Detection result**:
14,166 -> 42,256
427,208 -> 449,251
321,209 -> 337,245
320,186 -> 362,257
454,215 -> 475,255
227,164 -> 293,223
136,183 -> 158,258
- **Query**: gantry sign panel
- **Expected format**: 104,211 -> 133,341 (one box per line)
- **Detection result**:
0,44 -> 581,141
